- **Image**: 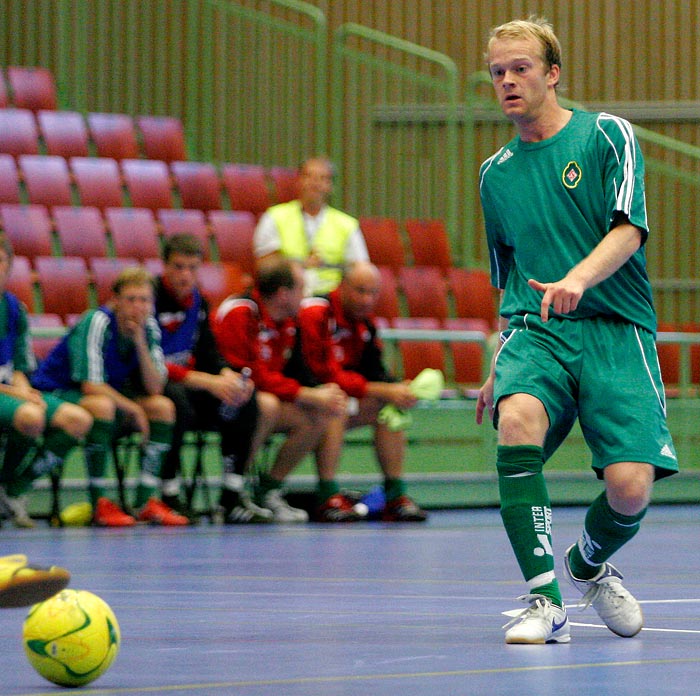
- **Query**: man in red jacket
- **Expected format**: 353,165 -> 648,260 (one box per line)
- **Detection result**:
297,261 -> 427,521
211,257 -> 360,522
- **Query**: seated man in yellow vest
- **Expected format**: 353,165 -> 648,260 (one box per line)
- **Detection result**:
253,156 -> 369,296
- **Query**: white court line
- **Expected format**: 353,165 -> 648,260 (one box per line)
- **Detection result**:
569,622 -> 700,634
566,597 -> 700,634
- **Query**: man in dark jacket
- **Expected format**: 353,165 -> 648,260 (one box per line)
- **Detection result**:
155,234 -> 277,523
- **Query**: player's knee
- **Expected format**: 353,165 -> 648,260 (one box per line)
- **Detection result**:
52,403 -> 93,439
13,403 -> 45,438
142,395 -> 175,423
604,461 -> 654,514
256,391 -> 280,424
496,395 -> 549,445
80,394 -> 116,422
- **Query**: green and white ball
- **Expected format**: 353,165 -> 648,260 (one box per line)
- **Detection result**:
23,588 -> 120,687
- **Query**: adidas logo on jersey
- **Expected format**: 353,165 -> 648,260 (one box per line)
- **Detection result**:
660,443 -> 676,459
497,148 -> 513,165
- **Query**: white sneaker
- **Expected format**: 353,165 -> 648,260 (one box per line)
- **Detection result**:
0,488 -> 35,528
261,489 -> 309,523
563,544 -> 643,637
222,493 -> 274,524
502,594 -> 570,644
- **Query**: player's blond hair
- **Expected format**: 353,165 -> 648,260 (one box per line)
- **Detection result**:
112,266 -> 154,295
486,16 -> 562,85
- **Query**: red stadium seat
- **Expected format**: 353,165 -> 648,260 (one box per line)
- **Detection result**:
0,203 -> 53,259
0,108 -> 40,157
105,207 -> 161,261
27,313 -> 65,362
87,112 -> 140,160
391,317 -> 446,381
34,256 -> 91,318
268,166 -> 299,204
53,205 -> 108,260
121,158 -> 174,210
197,262 -> 250,308
0,153 -> 22,203
443,317 -> 490,386
136,115 -> 187,163
37,109 -> 90,157
18,154 -> 73,207
89,256 -> 139,305
157,208 -> 210,258
404,218 -> 453,273
221,163 -> 271,216
0,71 -> 8,108
6,255 -> 36,311
373,265 -> 401,321
171,160 -> 222,212
70,156 -> 124,210
358,217 -> 406,275
398,266 -> 449,320
7,66 -> 57,111
207,210 -> 256,276
447,267 -> 497,327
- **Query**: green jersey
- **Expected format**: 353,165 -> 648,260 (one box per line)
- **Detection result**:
479,109 -> 656,334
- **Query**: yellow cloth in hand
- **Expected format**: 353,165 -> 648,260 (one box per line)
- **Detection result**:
377,368 -> 444,431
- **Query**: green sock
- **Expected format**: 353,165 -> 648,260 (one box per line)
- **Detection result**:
383,477 -> 406,501
0,431 -> 37,486
84,419 -> 114,506
497,444 -> 562,607
134,421 -> 173,509
6,429 -> 79,497
568,492 -> 647,579
256,471 -> 283,496
317,479 -> 340,503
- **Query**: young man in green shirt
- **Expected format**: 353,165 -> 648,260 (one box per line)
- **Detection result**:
477,17 -> 677,644
32,266 -> 187,526
0,232 -> 92,527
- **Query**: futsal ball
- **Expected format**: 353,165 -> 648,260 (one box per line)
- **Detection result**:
22,589 -> 120,687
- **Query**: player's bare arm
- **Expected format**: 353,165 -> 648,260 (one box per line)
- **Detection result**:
528,222 -> 643,322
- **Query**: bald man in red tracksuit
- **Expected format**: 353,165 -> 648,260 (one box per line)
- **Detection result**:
297,261 -> 427,521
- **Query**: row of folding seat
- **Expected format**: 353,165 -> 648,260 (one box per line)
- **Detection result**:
8,254 -> 249,320
0,153 -> 296,215
0,107 -> 188,162
0,66 -> 57,112
0,202 -> 257,274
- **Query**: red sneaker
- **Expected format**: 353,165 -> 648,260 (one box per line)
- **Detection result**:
93,497 -> 136,527
138,498 -> 190,526
316,493 -> 362,523
382,495 -> 428,522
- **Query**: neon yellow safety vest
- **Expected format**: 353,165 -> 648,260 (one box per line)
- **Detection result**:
268,200 -> 358,294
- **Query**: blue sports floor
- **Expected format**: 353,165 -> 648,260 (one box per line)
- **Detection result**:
1,505 -> 699,695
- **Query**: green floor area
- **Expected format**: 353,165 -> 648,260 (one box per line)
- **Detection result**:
33,397 -> 700,514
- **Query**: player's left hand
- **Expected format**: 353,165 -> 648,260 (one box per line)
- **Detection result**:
528,277 -> 584,322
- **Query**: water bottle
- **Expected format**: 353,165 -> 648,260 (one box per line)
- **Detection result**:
218,367 -> 251,422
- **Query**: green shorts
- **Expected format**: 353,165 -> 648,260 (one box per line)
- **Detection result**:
494,314 -> 678,480
0,390 -> 69,428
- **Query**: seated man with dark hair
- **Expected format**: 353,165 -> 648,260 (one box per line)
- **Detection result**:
155,233 -> 277,523
212,256 -> 359,523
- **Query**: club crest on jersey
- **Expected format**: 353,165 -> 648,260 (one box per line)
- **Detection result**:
562,161 -> 582,189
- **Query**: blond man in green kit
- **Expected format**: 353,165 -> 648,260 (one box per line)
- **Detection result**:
477,17 -> 677,644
